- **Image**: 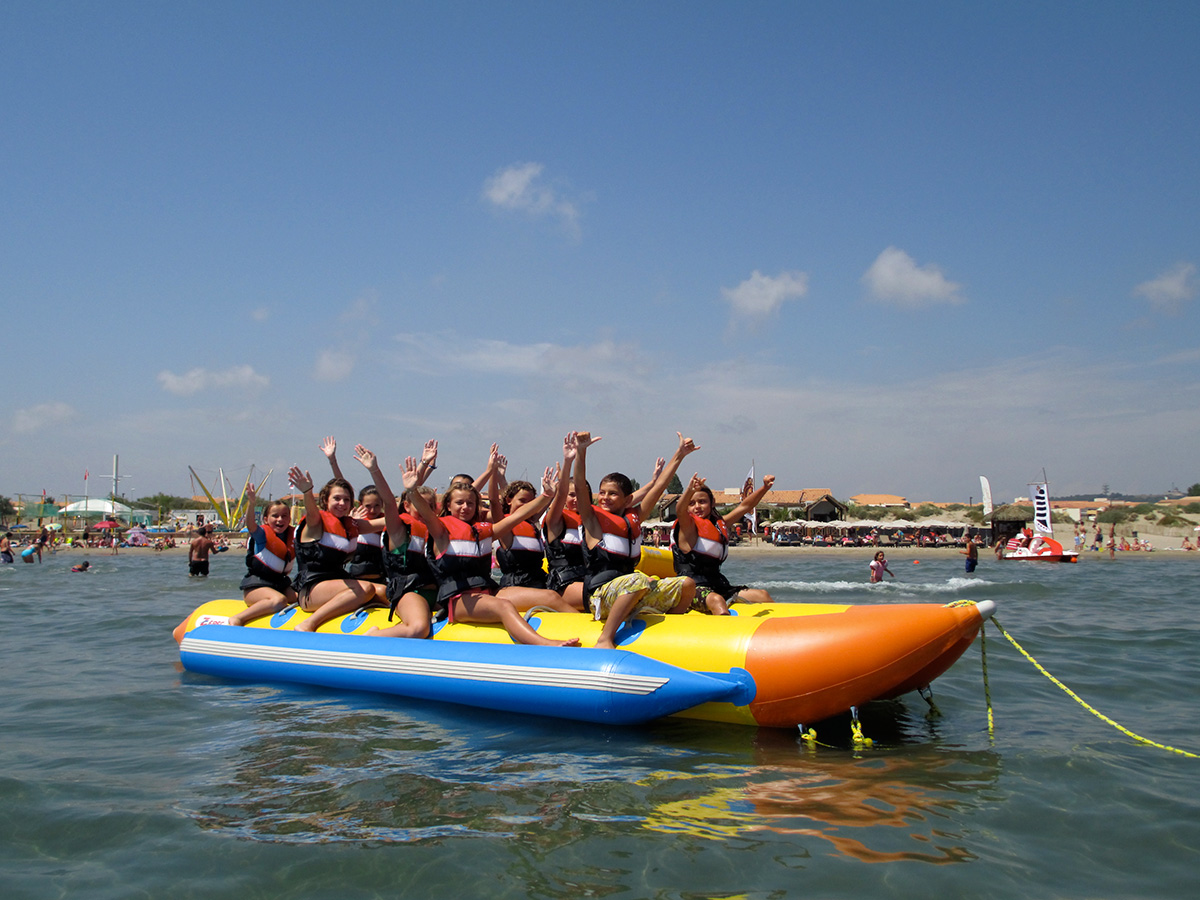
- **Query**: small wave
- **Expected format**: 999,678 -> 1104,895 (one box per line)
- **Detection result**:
757,578 -> 998,594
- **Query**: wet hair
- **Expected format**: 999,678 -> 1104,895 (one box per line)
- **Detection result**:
502,480 -> 536,514
439,483 -> 483,523
358,484 -> 381,504
874,551 -> 886,560
317,477 -> 355,510
599,472 -> 634,497
449,473 -> 474,487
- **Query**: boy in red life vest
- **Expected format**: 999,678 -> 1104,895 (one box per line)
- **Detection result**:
570,430 -> 698,651
672,473 -> 776,614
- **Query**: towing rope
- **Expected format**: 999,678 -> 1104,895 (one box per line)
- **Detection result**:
985,616 -> 1199,759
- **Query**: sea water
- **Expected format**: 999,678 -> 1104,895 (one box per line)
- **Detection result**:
2,550 -> 1198,898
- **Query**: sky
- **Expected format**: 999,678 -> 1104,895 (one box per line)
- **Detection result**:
3,1 -> 1199,507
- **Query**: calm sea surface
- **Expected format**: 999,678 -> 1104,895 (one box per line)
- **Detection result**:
3,549 -> 1198,899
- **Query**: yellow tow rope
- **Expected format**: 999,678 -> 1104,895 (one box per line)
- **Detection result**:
984,616 -> 1199,759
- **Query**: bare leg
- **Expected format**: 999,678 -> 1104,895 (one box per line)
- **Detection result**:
595,589 -> 648,650
668,577 -> 697,614
230,585 -> 295,627
731,587 -> 771,605
704,591 -> 730,615
497,585 -> 577,613
561,581 -> 586,611
366,593 -> 433,639
294,579 -> 378,632
452,591 -> 580,646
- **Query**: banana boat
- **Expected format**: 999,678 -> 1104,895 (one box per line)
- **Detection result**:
174,595 -> 993,729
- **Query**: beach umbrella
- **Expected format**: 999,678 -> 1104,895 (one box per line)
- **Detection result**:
94,519 -> 122,530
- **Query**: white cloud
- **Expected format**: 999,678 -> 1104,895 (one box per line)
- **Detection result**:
721,270 -> 808,319
391,332 -> 645,387
1134,262 -> 1197,314
862,246 -> 964,308
314,348 -> 355,382
157,365 -> 269,396
13,401 -> 76,434
482,162 -> 581,236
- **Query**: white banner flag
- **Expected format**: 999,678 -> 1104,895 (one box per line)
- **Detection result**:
741,465 -> 756,533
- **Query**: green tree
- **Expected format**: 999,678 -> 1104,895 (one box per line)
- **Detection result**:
1187,483 -> 1200,496
667,473 -> 683,494
0,495 -> 15,523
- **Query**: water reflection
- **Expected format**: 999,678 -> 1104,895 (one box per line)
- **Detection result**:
182,684 -> 999,867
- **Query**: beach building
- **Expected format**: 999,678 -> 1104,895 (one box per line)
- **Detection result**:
714,488 -> 847,523
849,494 -> 910,509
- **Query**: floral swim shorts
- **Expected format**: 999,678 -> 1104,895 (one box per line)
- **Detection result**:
589,572 -> 691,620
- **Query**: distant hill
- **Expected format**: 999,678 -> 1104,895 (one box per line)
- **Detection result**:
1056,493 -> 1170,503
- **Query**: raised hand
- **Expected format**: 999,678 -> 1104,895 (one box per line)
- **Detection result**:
320,436 -> 337,459
542,465 -> 558,496
677,432 -> 700,457
762,475 -> 776,491
421,439 -> 438,467
400,456 -> 421,490
287,466 -> 314,493
353,444 -> 377,471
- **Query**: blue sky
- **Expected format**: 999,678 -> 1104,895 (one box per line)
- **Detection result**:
3,1 -> 1199,506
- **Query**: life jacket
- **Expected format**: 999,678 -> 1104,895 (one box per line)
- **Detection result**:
671,513 -> 728,586
544,508 -> 586,587
245,523 -> 295,580
496,519 -> 547,589
427,517 -> 498,606
293,510 -> 359,590
583,505 -> 641,599
398,512 -> 434,589
346,527 -> 385,581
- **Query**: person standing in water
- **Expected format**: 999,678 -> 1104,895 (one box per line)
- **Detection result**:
960,534 -> 979,573
869,550 -> 894,583
189,526 -> 218,576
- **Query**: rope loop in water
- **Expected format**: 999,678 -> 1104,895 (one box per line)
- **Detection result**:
987,616 -> 1199,759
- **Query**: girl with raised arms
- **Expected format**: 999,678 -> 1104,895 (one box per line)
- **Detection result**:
570,430 -> 699,650
350,444 -> 441,639
402,445 -> 580,647
228,482 -> 297,627
286,466 -> 381,633
672,473 -> 776,614
491,466 -> 579,613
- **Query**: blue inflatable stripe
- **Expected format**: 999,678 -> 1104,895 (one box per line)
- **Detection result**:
180,625 -> 754,725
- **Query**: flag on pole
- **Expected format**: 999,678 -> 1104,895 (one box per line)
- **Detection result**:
741,464 -> 756,533
84,469 -> 89,481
